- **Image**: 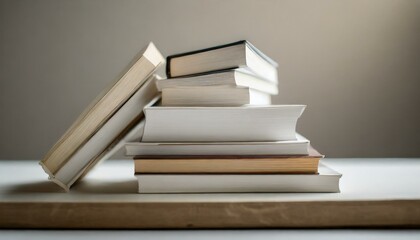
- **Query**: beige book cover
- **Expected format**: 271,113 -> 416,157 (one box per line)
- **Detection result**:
39,42 -> 164,190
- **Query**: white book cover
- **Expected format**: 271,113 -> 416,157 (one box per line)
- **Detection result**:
161,86 -> 271,106
156,68 -> 278,95
136,163 -> 341,193
142,105 -> 306,142
125,134 -> 310,156
46,82 -> 160,191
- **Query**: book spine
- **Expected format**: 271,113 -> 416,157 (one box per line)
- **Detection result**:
165,56 -> 173,78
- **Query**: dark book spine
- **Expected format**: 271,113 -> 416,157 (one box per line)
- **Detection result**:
165,40 -> 246,78
166,56 -> 173,78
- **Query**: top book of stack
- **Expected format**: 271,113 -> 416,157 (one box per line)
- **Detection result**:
166,40 -> 278,84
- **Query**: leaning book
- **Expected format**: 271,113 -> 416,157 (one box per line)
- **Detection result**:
39,42 -> 164,191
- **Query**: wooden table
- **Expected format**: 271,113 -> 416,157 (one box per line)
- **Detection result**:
1,159 -> 420,228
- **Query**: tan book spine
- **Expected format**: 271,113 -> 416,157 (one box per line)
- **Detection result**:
134,157 -> 320,174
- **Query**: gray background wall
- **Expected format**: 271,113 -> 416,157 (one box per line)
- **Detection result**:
1,0 -> 419,159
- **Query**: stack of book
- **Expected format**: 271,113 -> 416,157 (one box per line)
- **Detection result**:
39,40 -> 341,193
125,41 -> 342,193
157,41 -> 278,107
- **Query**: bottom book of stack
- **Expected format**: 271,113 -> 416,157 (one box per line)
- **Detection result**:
132,146 -> 341,193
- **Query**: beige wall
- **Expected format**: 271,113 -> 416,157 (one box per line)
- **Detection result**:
1,0 -> 419,159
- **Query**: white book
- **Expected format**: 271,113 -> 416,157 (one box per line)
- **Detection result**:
40,42 -> 164,190
156,69 -> 278,95
161,86 -> 271,106
167,40 -> 278,84
136,164 -> 341,193
141,105 -> 306,142
44,78 -> 160,191
125,133 -> 310,156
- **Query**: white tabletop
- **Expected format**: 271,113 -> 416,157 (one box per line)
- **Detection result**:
1,158 -> 420,236
1,158 -> 420,202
